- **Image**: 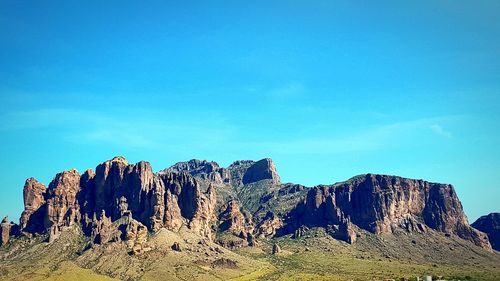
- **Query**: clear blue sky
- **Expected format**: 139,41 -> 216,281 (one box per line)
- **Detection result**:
0,1 -> 499,222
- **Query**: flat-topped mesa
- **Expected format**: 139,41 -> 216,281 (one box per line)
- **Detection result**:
242,158 -> 281,185
472,213 -> 500,251
162,159 -> 230,184
287,174 -> 491,250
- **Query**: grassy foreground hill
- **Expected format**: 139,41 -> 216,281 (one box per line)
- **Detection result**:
1,224 -> 499,281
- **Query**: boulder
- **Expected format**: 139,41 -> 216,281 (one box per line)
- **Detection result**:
171,242 -> 181,251
272,243 -> 281,255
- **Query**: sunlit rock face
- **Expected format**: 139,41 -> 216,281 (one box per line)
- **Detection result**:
20,178 -> 47,233
14,156 -> 492,252
286,174 -> 491,250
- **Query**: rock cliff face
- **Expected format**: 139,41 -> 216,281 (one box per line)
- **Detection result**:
18,156 -> 217,245
472,213 -> 500,251
10,157 -> 492,252
242,158 -> 280,185
20,178 -> 47,233
45,169 -> 81,230
285,174 -> 490,249
218,200 -> 253,236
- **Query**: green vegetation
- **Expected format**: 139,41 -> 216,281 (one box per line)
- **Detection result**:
1,225 -> 499,281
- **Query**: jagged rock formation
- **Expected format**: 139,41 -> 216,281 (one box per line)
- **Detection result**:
218,200 -> 252,235
1,217 -> 10,246
19,157 -> 217,246
20,178 -> 46,233
472,213 -> 500,251
11,157 -> 493,253
285,174 -> 491,250
163,159 -> 231,184
257,212 -> 283,238
45,169 -> 82,229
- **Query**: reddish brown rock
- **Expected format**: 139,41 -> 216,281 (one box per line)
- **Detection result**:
93,156 -> 129,219
189,184 -> 217,239
288,174 -> 491,250
90,210 -> 121,244
218,200 -> 248,235
1,216 -> 10,246
160,172 -> 217,239
20,178 -> 47,233
163,189 -> 183,231
44,169 -> 81,230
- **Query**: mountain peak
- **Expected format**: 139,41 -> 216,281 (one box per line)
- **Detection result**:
109,156 -> 128,165
242,158 -> 280,185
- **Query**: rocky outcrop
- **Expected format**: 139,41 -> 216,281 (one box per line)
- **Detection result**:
272,243 -> 281,255
160,172 -> 217,239
472,213 -> 500,251
171,242 -> 181,251
242,158 -> 280,185
163,189 -> 183,231
286,174 -> 491,250
45,169 -> 81,229
90,210 -> 121,245
163,159 -> 230,184
124,216 -> 148,254
20,178 -> 46,233
257,212 -> 283,238
11,157 -> 493,253
14,156 -> 219,246
1,217 -> 10,246
226,160 -> 255,186
219,200 -> 249,235
188,184 -> 217,239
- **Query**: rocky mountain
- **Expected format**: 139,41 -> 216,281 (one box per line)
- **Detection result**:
283,174 -> 491,249
0,156 -> 497,280
472,213 -> 500,251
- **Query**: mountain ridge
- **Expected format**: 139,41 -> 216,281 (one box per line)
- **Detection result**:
1,156 -> 499,280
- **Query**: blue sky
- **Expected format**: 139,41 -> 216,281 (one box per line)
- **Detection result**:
0,1 -> 499,222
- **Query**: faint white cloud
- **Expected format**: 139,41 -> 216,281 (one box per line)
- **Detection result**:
236,116 -> 458,155
429,124 -> 452,138
0,108 -> 235,151
267,82 -> 305,99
